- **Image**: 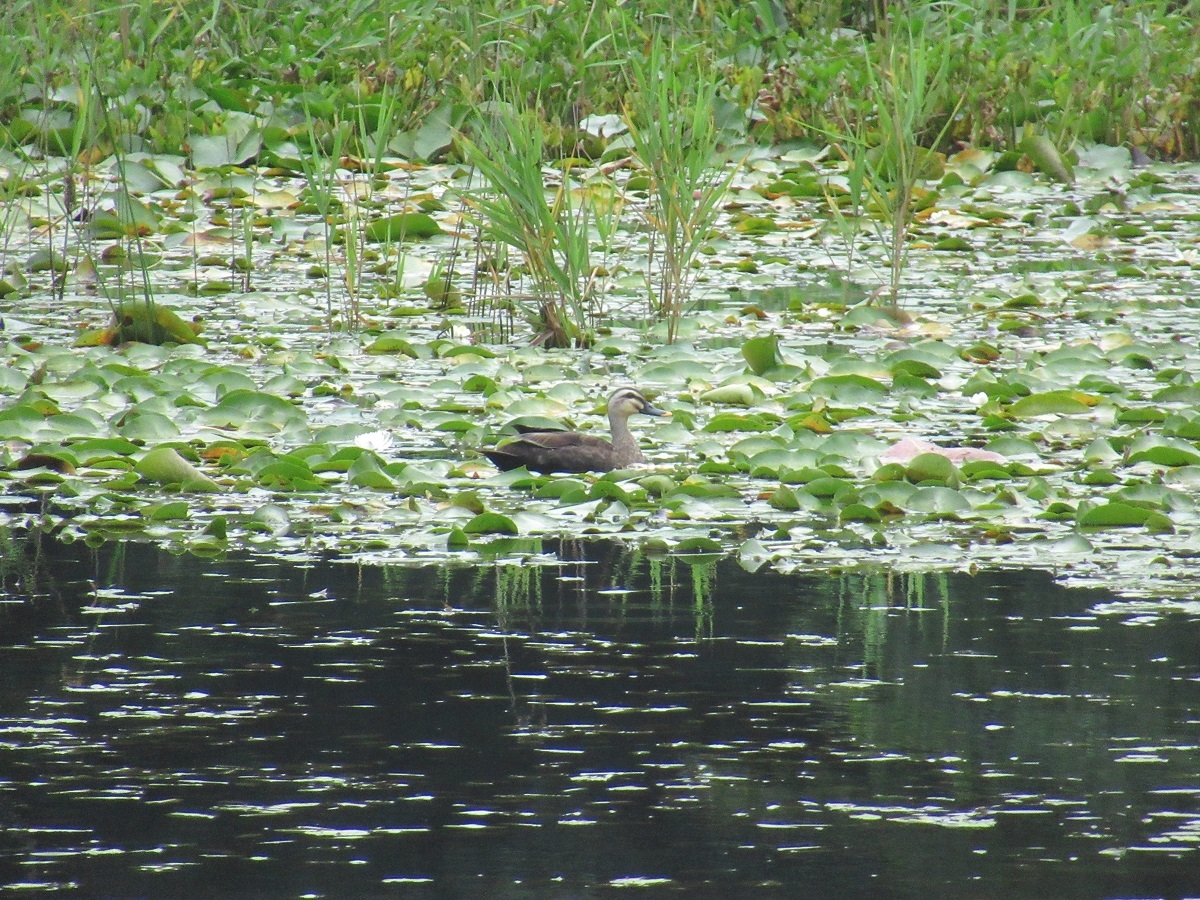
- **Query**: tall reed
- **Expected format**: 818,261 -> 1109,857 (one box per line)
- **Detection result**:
624,35 -> 739,343
462,102 -> 617,348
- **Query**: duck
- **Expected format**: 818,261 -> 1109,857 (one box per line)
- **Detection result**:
484,387 -> 669,474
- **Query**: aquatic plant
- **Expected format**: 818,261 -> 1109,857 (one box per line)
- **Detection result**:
624,34 -> 742,343
462,101 -> 618,348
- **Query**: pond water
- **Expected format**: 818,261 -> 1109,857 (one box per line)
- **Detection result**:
0,535 -> 1198,898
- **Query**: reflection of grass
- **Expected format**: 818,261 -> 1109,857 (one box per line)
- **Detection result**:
489,563 -> 543,614
834,571 -> 950,677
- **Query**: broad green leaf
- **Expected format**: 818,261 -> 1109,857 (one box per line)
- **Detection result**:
1126,437 -> 1200,467
365,336 -> 420,356
704,412 -> 777,432
809,374 -> 888,404
464,512 -> 519,535
364,213 -> 442,242
189,128 -> 263,169
348,452 -> 394,489
841,503 -> 883,523
905,453 -> 959,486
148,501 -> 190,521
135,446 -> 220,491
1020,130 -> 1073,184
702,383 -> 759,406
1077,502 -> 1154,527
741,335 -> 782,376
117,411 -> 181,442
202,389 -> 307,433
906,486 -> 971,514
674,536 -> 723,553
249,503 -> 291,535
1008,390 -> 1098,417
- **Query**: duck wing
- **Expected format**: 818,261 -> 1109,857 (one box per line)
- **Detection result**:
484,432 -> 617,474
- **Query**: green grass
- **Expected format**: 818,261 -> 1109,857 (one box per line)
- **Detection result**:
625,34 -> 742,342
2,0 -> 1198,162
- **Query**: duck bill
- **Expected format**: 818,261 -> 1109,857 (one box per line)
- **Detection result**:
641,403 -> 670,418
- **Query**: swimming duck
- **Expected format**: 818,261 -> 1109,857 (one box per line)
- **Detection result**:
484,387 -> 669,473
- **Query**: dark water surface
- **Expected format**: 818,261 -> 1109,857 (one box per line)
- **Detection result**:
1,535 -> 1197,898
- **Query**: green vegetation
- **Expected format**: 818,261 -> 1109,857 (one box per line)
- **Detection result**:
4,0 -> 1200,601
625,35 -> 741,342
3,0 -> 1197,160
3,0 -> 1198,328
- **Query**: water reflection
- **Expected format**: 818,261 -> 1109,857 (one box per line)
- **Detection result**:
0,531 -> 1198,897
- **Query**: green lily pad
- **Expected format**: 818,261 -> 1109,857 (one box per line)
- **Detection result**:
1008,390 -> 1098,417
1126,438 -> 1200,467
135,446 -> 221,492
905,453 -> 959,486
906,486 -> 971,515
348,452 -> 395,489
704,411 -> 777,432
1077,502 -> 1158,528
464,512 -> 519,535
741,335 -> 782,376
364,212 -> 442,242
702,383 -> 760,406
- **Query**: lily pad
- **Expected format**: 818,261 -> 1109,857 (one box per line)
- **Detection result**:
364,213 -> 442,242
135,446 -> 221,491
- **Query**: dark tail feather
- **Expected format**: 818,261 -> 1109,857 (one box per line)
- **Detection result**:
482,450 -> 527,471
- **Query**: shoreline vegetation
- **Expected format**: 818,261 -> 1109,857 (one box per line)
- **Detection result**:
2,0 -> 1198,165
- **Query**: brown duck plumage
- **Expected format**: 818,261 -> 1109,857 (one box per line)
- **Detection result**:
484,387 -> 669,474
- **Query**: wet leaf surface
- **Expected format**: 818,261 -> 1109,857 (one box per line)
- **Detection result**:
2,145 -> 1200,599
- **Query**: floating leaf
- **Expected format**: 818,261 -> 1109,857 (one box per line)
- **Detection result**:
733,215 -> 779,235
202,390 -> 307,434
364,213 -> 442,242
704,412 -> 777,432
741,335 -> 782,376
905,453 -> 959,486
135,446 -> 220,491
674,536 -> 723,553
737,538 -> 772,572
365,336 -> 420,356
1020,130 -> 1073,184
1126,437 -> 1200,468
249,503 -> 291,535
1077,502 -> 1155,528
906,486 -> 971,515
702,383 -> 759,406
77,300 -> 205,347
189,128 -> 263,169
1008,390 -> 1098,417
809,374 -> 888,404
348,452 -> 394,489
464,512 -> 519,535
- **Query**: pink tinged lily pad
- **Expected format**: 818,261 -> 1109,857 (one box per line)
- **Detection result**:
881,438 -> 1007,465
